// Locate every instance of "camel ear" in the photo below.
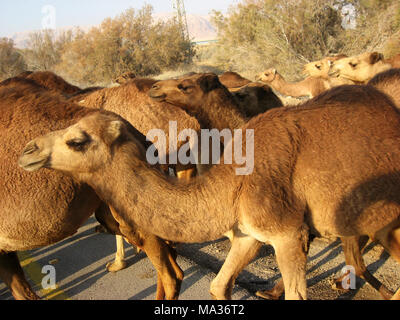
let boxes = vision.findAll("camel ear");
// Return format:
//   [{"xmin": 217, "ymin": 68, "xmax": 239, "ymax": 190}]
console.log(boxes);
[
  {"xmin": 198, "ymin": 74, "xmax": 221, "ymax": 93},
  {"xmin": 370, "ymin": 52, "xmax": 384, "ymax": 64},
  {"xmin": 105, "ymin": 120, "xmax": 123, "ymax": 144},
  {"xmin": 271, "ymin": 69, "xmax": 277, "ymax": 75}
]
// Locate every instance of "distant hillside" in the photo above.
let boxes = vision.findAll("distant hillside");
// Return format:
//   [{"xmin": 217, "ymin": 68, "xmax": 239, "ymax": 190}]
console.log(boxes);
[{"xmin": 10, "ymin": 13, "xmax": 217, "ymax": 48}]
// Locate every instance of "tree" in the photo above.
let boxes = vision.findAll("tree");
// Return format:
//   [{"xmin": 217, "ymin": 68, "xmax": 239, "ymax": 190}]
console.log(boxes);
[{"xmin": 0, "ymin": 38, "xmax": 27, "ymax": 80}]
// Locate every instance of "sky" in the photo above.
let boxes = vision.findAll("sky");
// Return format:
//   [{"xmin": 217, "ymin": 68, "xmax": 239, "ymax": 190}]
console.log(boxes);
[{"xmin": 0, "ymin": 0, "xmax": 239, "ymax": 37}]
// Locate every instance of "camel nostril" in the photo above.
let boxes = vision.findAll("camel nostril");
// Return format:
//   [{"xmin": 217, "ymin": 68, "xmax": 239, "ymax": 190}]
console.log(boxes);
[{"xmin": 23, "ymin": 143, "xmax": 38, "ymax": 155}]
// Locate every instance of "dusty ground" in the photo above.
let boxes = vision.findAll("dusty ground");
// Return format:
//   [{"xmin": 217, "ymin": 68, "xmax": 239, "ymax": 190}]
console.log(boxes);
[{"xmin": 176, "ymin": 236, "xmax": 400, "ymax": 300}]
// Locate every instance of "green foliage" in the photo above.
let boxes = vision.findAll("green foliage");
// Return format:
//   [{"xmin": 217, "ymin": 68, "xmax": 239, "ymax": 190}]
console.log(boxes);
[{"xmin": 0, "ymin": 38, "xmax": 27, "ymax": 80}]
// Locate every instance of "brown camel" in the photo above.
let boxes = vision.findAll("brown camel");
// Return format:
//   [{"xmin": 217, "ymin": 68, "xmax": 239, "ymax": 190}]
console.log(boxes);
[
  {"xmin": 16, "ymin": 71, "xmax": 82, "ymax": 97},
  {"xmin": 231, "ymin": 82, "xmax": 283, "ymax": 118},
  {"xmin": 257, "ymin": 68, "xmax": 333, "ymax": 98},
  {"xmin": 20, "ymin": 84, "xmax": 400, "ymax": 300},
  {"xmin": 303, "ymin": 54, "xmax": 348, "ymax": 78},
  {"xmin": 368, "ymin": 68, "xmax": 400, "ymax": 107},
  {"xmin": 218, "ymin": 71, "xmax": 252, "ymax": 90},
  {"xmin": 74, "ymin": 78, "xmax": 200, "ymax": 272},
  {"xmin": 114, "ymin": 72, "xmax": 136, "ymax": 85},
  {"xmin": 148, "ymin": 73, "xmax": 396, "ymax": 300},
  {"xmin": 0, "ymin": 77, "xmax": 184, "ymax": 300},
  {"xmin": 329, "ymin": 52, "xmax": 393, "ymax": 83}
]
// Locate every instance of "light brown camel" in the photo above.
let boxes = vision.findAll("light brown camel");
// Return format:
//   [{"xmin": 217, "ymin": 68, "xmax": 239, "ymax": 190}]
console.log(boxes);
[
  {"xmin": 329, "ymin": 52, "xmax": 393, "ymax": 83},
  {"xmin": 74, "ymin": 78, "xmax": 200, "ymax": 272},
  {"xmin": 148, "ymin": 74, "xmax": 396, "ymax": 300},
  {"xmin": 20, "ymin": 84, "xmax": 400, "ymax": 300},
  {"xmin": 368, "ymin": 68, "xmax": 400, "ymax": 107},
  {"xmin": 0, "ymin": 77, "xmax": 184, "ymax": 300},
  {"xmin": 302, "ymin": 54, "xmax": 348, "ymax": 78},
  {"xmin": 218, "ymin": 71, "xmax": 252, "ymax": 90},
  {"xmin": 257, "ymin": 68, "xmax": 332, "ymax": 98}
]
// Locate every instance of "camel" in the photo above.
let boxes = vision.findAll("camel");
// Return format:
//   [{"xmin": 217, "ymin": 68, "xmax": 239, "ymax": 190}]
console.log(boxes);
[
  {"xmin": 20, "ymin": 84, "xmax": 400, "ymax": 300},
  {"xmin": 148, "ymin": 73, "xmax": 396, "ymax": 300},
  {"xmin": 257, "ymin": 68, "xmax": 333, "ymax": 98},
  {"xmin": 303, "ymin": 54, "xmax": 348, "ymax": 78},
  {"xmin": 329, "ymin": 52, "xmax": 393, "ymax": 83},
  {"xmin": 218, "ymin": 71, "xmax": 252, "ymax": 90},
  {"xmin": 16, "ymin": 71, "xmax": 82, "ymax": 97},
  {"xmin": 368, "ymin": 68, "xmax": 400, "ymax": 107},
  {"xmin": 231, "ymin": 82, "xmax": 283, "ymax": 118},
  {"xmin": 114, "ymin": 72, "xmax": 136, "ymax": 85},
  {"xmin": 0, "ymin": 77, "xmax": 185, "ymax": 300},
  {"xmin": 72, "ymin": 78, "xmax": 200, "ymax": 273}
]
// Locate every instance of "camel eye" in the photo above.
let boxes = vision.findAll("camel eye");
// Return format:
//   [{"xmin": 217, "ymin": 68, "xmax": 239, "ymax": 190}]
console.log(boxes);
[
  {"xmin": 178, "ymin": 84, "xmax": 193, "ymax": 94},
  {"xmin": 315, "ymin": 64, "xmax": 321, "ymax": 70},
  {"xmin": 349, "ymin": 62, "xmax": 357, "ymax": 68},
  {"xmin": 66, "ymin": 135, "xmax": 91, "ymax": 151}
]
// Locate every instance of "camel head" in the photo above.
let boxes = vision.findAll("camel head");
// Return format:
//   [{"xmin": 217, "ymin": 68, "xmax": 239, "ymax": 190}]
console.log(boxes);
[
  {"xmin": 256, "ymin": 69, "xmax": 277, "ymax": 83},
  {"xmin": 328, "ymin": 52, "xmax": 392, "ymax": 83},
  {"xmin": 18, "ymin": 112, "xmax": 143, "ymax": 176},
  {"xmin": 148, "ymin": 73, "xmax": 223, "ymax": 109},
  {"xmin": 302, "ymin": 55, "xmax": 347, "ymax": 78},
  {"xmin": 114, "ymin": 72, "xmax": 136, "ymax": 85}
]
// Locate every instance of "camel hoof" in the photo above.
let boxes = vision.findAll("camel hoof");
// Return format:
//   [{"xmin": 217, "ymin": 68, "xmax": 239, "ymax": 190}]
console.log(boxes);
[
  {"xmin": 106, "ymin": 260, "xmax": 127, "ymax": 272},
  {"xmin": 94, "ymin": 224, "xmax": 108, "ymax": 234},
  {"xmin": 330, "ymin": 278, "xmax": 350, "ymax": 292},
  {"xmin": 255, "ymin": 290, "xmax": 281, "ymax": 300}
]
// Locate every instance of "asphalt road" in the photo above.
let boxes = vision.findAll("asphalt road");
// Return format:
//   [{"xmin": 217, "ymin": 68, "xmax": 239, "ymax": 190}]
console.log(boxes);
[{"xmin": 1, "ymin": 215, "xmax": 399, "ymax": 300}]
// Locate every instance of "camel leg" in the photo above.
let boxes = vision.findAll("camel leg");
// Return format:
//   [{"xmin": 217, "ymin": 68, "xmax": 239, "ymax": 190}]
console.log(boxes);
[
  {"xmin": 106, "ymin": 235, "xmax": 128, "ymax": 272},
  {"xmin": 273, "ymin": 230, "xmax": 309, "ymax": 300},
  {"xmin": 333, "ymin": 236, "xmax": 394, "ymax": 299},
  {"xmin": 375, "ymin": 226, "xmax": 400, "ymax": 300},
  {"xmin": 0, "ymin": 251, "xmax": 39, "ymax": 300},
  {"xmin": 109, "ymin": 207, "xmax": 183, "ymax": 300},
  {"xmin": 210, "ymin": 233, "xmax": 263, "ymax": 300}
]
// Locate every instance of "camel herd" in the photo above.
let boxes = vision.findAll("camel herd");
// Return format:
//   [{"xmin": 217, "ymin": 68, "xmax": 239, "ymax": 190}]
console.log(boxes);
[{"xmin": 1, "ymin": 50, "xmax": 400, "ymax": 300}]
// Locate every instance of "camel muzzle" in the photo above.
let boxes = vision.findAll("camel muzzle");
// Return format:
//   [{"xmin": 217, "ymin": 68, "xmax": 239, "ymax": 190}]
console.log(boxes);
[{"xmin": 18, "ymin": 141, "xmax": 50, "ymax": 172}]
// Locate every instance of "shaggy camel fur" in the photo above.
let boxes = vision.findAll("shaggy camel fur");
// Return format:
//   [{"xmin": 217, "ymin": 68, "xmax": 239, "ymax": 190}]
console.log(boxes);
[
  {"xmin": 75, "ymin": 79, "xmax": 200, "ymax": 272},
  {"xmin": 218, "ymin": 71, "xmax": 252, "ymax": 89},
  {"xmin": 329, "ymin": 52, "xmax": 393, "ymax": 83},
  {"xmin": 148, "ymin": 73, "xmax": 396, "ymax": 299},
  {"xmin": 368, "ymin": 68, "xmax": 400, "ymax": 107},
  {"xmin": 302, "ymin": 54, "xmax": 348, "ymax": 78},
  {"xmin": 257, "ymin": 68, "xmax": 332, "ymax": 98},
  {"xmin": 0, "ymin": 78, "xmax": 184, "ymax": 300},
  {"xmin": 20, "ymin": 85, "xmax": 400, "ymax": 300}
]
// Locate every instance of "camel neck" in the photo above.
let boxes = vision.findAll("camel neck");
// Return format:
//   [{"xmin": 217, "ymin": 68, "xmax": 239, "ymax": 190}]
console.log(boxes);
[
  {"xmin": 269, "ymin": 74, "xmax": 308, "ymax": 97},
  {"xmin": 87, "ymin": 143, "xmax": 240, "ymax": 243}
]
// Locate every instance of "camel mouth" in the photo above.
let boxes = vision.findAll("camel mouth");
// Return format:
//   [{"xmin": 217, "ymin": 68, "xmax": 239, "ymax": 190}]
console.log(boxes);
[
  {"xmin": 328, "ymin": 69, "xmax": 340, "ymax": 78},
  {"xmin": 18, "ymin": 153, "xmax": 50, "ymax": 172},
  {"xmin": 148, "ymin": 91, "xmax": 167, "ymax": 102}
]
